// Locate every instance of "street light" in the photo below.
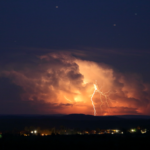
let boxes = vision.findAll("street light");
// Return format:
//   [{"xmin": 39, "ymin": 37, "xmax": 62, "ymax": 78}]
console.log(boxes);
[{"xmin": 34, "ymin": 130, "xmax": 37, "ymax": 134}]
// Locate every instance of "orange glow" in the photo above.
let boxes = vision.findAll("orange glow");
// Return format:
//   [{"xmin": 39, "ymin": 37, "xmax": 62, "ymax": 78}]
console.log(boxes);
[{"xmin": 3, "ymin": 52, "xmax": 150, "ymax": 116}]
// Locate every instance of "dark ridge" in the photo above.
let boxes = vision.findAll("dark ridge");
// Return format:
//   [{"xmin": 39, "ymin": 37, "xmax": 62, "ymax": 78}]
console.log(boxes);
[
  {"xmin": 116, "ymin": 115, "xmax": 150, "ymax": 119},
  {"xmin": 59, "ymin": 114, "xmax": 121, "ymax": 120},
  {"xmin": 0, "ymin": 114, "xmax": 150, "ymax": 132}
]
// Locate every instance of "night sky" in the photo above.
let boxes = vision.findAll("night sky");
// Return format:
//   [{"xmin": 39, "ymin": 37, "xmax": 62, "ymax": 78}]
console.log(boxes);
[{"xmin": 0, "ymin": 0, "xmax": 150, "ymax": 116}]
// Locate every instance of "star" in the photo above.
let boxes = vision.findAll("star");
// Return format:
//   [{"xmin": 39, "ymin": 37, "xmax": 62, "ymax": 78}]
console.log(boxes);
[{"xmin": 56, "ymin": 6, "xmax": 58, "ymax": 8}]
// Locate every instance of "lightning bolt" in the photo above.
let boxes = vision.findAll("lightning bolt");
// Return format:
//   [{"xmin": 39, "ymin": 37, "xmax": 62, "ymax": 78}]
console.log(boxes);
[
  {"xmin": 91, "ymin": 86, "xmax": 97, "ymax": 116},
  {"xmin": 91, "ymin": 82, "xmax": 110, "ymax": 116}
]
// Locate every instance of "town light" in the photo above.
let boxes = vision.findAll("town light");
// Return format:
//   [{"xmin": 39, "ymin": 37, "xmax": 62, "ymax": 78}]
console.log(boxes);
[
  {"xmin": 141, "ymin": 129, "xmax": 147, "ymax": 134},
  {"xmin": 111, "ymin": 132, "xmax": 114, "ymax": 134},
  {"xmin": 34, "ymin": 130, "xmax": 37, "ymax": 134},
  {"xmin": 116, "ymin": 129, "xmax": 119, "ymax": 133}
]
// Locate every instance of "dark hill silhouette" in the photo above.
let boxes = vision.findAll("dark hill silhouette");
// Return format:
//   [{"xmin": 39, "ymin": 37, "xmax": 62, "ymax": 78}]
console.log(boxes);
[
  {"xmin": 116, "ymin": 115, "xmax": 150, "ymax": 119},
  {"xmin": 0, "ymin": 114, "xmax": 150, "ymax": 131},
  {"xmin": 60, "ymin": 114, "xmax": 121, "ymax": 120}
]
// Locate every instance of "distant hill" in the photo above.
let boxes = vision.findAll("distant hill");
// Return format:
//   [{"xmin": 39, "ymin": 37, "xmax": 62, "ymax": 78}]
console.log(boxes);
[
  {"xmin": 0, "ymin": 114, "xmax": 150, "ymax": 131},
  {"xmin": 116, "ymin": 115, "xmax": 150, "ymax": 119},
  {"xmin": 59, "ymin": 114, "xmax": 150, "ymax": 120},
  {"xmin": 60, "ymin": 114, "xmax": 121, "ymax": 120}
]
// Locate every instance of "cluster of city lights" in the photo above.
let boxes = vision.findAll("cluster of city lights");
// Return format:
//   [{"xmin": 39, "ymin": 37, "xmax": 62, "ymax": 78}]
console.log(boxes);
[
  {"xmin": 31, "ymin": 130, "xmax": 37, "ymax": 134},
  {"xmin": 19, "ymin": 128, "xmax": 148, "ymax": 137}
]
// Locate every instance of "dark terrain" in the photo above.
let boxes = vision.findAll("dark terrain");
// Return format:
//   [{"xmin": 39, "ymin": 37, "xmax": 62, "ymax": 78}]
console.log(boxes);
[
  {"xmin": 0, "ymin": 134, "xmax": 150, "ymax": 150},
  {"xmin": 0, "ymin": 114, "xmax": 150, "ymax": 131},
  {"xmin": 0, "ymin": 114, "xmax": 150, "ymax": 150}
]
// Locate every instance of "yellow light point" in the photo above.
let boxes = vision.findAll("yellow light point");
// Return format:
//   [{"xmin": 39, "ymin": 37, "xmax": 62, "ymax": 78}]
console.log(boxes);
[
  {"xmin": 74, "ymin": 97, "xmax": 82, "ymax": 102},
  {"xmin": 91, "ymin": 83, "xmax": 110, "ymax": 116}
]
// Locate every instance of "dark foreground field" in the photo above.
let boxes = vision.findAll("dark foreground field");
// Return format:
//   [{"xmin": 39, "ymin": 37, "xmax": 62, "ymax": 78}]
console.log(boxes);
[
  {"xmin": 1, "ymin": 114, "xmax": 150, "ymax": 131},
  {"xmin": 0, "ymin": 134, "xmax": 150, "ymax": 150}
]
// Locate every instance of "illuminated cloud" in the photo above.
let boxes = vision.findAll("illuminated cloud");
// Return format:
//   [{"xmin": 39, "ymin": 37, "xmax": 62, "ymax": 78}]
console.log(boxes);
[{"xmin": 0, "ymin": 52, "xmax": 150, "ymax": 115}]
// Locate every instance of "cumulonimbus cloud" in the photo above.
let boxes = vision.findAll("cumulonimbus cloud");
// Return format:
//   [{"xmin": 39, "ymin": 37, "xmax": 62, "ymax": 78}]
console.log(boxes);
[{"xmin": 0, "ymin": 52, "xmax": 150, "ymax": 115}]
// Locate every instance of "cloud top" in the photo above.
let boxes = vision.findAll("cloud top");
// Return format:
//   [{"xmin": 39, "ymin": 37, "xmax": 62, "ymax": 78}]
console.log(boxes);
[{"xmin": 0, "ymin": 52, "xmax": 150, "ymax": 116}]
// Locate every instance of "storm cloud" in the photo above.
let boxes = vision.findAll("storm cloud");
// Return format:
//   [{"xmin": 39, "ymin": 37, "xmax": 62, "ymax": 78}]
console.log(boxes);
[{"xmin": 0, "ymin": 51, "xmax": 150, "ymax": 116}]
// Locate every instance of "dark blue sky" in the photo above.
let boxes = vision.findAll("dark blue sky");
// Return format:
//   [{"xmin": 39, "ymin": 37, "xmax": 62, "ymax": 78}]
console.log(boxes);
[
  {"xmin": 0, "ymin": 0, "xmax": 150, "ymax": 49},
  {"xmin": 0, "ymin": 1, "xmax": 150, "ymax": 78},
  {"xmin": 0, "ymin": 1, "xmax": 150, "ymax": 115}
]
